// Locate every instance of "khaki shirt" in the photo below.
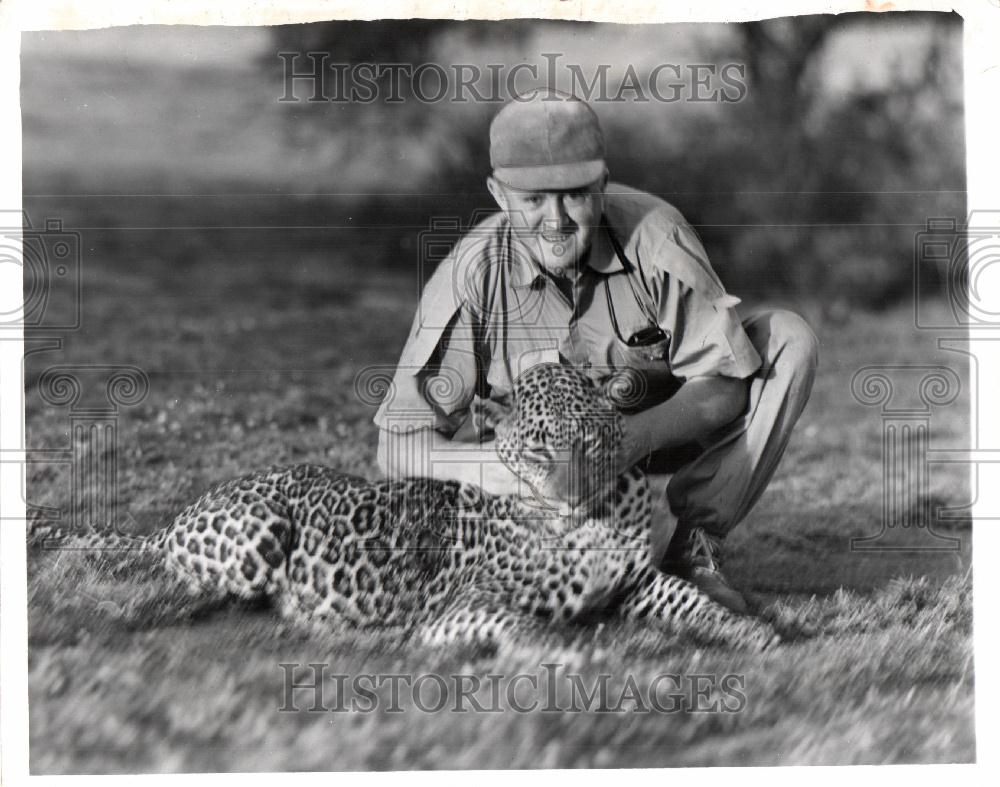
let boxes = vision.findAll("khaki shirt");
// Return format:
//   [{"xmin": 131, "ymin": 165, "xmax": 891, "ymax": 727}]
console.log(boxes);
[{"xmin": 374, "ymin": 183, "xmax": 761, "ymax": 437}]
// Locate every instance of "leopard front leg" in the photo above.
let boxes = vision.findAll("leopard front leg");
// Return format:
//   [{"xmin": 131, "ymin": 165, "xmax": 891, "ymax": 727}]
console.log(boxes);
[
  {"xmin": 616, "ymin": 566, "xmax": 780, "ymax": 651},
  {"xmin": 417, "ymin": 587, "xmax": 537, "ymax": 649}
]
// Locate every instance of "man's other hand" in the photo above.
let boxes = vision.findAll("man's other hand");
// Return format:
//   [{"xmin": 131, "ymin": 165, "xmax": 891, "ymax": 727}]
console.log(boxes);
[{"xmin": 614, "ymin": 376, "xmax": 749, "ymax": 472}]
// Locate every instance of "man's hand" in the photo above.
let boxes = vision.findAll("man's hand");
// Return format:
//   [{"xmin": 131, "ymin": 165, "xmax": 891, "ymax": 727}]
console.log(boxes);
[
  {"xmin": 613, "ymin": 376, "xmax": 749, "ymax": 472},
  {"xmin": 615, "ymin": 413, "xmax": 655, "ymax": 473}
]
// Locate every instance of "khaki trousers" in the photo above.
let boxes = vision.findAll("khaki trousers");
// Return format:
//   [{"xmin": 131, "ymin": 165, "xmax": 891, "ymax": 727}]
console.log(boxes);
[{"xmin": 643, "ymin": 310, "xmax": 820, "ymax": 564}]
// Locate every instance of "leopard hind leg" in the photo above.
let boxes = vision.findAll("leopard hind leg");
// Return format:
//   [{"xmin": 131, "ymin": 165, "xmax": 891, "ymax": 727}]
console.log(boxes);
[{"xmin": 162, "ymin": 488, "xmax": 294, "ymax": 612}]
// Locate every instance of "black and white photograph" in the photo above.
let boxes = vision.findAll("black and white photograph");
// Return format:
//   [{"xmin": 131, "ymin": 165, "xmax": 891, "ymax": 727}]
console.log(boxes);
[{"xmin": 2, "ymin": 0, "xmax": 997, "ymax": 778}]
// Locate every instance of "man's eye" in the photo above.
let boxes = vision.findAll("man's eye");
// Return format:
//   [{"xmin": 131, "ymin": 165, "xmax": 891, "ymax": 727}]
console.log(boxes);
[
  {"xmin": 564, "ymin": 191, "xmax": 588, "ymax": 205},
  {"xmin": 522, "ymin": 195, "xmax": 542, "ymax": 206}
]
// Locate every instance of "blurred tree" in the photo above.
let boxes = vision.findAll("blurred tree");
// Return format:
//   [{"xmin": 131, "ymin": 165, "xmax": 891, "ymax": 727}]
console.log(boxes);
[
  {"xmin": 737, "ymin": 13, "xmax": 962, "ymax": 198},
  {"xmin": 268, "ymin": 20, "xmax": 529, "ymax": 71},
  {"xmin": 643, "ymin": 13, "xmax": 965, "ymax": 315}
]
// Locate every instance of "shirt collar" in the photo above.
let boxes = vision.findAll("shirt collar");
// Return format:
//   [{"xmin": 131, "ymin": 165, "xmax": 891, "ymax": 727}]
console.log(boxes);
[{"xmin": 507, "ymin": 216, "xmax": 625, "ymax": 289}]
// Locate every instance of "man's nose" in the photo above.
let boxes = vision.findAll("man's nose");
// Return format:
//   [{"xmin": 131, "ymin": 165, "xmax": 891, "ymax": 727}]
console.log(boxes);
[{"xmin": 542, "ymin": 196, "xmax": 570, "ymax": 229}]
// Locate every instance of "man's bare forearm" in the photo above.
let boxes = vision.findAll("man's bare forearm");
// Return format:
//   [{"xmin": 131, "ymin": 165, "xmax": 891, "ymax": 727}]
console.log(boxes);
[
  {"xmin": 619, "ymin": 376, "xmax": 749, "ymax": 467},
  {"xmin": 376, "ymin": 427, "xmax": 523, "ymax": 495}
]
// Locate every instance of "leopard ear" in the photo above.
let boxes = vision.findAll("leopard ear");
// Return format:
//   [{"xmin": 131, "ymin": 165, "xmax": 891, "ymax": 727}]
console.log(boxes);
[{"xmin": 471, "ymin": 394, "xmax": 514, "ymax": 433}]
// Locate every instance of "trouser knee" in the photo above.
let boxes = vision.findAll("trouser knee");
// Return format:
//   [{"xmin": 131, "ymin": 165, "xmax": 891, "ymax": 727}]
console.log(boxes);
[{"xmin": 759, "ymin": 309, "xmax": 819, "ymax": 382}]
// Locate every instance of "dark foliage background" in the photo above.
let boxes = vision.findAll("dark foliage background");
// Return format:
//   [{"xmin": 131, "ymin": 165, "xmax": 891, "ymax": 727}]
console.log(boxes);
[{"xmin": 21, "ymin": 14, "xmax": 965, "ymax": 319}]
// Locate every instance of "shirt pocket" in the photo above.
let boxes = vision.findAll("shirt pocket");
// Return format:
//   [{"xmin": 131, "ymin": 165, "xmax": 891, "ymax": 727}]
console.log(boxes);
[{"xmin": 606, "ymin": 331, "xmax": 677, "ymax": 411}]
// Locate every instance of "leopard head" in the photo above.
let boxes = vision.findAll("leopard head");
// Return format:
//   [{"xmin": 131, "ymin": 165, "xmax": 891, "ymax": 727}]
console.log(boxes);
[{"xmin": 473, "ymin": 363, "xmax": 624, "ymax": 514}]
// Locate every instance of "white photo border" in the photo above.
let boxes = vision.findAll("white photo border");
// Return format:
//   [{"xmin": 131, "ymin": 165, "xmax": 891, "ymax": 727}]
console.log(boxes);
[{"xmin": 1, "ymin": 1, "xmax": 996, "ymax": 785}]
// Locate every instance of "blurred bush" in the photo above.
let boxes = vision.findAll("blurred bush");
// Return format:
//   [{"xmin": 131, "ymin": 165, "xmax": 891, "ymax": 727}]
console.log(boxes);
[
  {"xmin": 268, "ymin": 14, "xmax": 964, "ymax": 314},
  {"xmin": 19, "ymin": 17, "xmax": 964, "ymax": 317}
]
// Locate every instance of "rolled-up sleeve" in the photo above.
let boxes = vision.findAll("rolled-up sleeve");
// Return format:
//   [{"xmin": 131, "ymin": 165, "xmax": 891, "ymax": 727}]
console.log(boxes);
[
  {"xmin": 647, "ymin": 218, "xmax": 761, "ymax": 381},
  {"xmin": 373, "ymin": 259, "xmax": 482, "ymax": 437},
  {"xmin": 668, "ymin": 286, "xmax": 761, "ymax": 380}
]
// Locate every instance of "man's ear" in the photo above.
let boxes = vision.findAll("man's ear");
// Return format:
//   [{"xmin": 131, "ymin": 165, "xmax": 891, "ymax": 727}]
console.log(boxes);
[
  {"xmin": 486, "ymin": 176, "xmax": 507, "ymax": 212},
  {"xmin": 471, "ymin": 394, "xmax": 514, "ymax": 433},
  {"xmin": 594, "ymin": 170, "xmax": 609, "ymax": 211}
]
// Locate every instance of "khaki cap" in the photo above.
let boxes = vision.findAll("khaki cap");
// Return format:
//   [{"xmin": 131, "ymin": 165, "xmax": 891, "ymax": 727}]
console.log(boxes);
[{"xmin": 489, "ymin": 89, "xmax": 606, "ymax": 190}]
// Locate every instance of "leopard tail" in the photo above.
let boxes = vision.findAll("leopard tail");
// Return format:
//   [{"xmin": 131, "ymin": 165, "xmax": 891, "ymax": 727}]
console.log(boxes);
[{"xmin": 28, "ymin": 516, "xmax": 170, "ymax": 553}]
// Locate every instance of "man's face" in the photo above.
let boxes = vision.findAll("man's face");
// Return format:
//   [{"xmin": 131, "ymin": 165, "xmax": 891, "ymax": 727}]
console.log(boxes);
[{"xmin": 488, "ymin": 175, "xmax": 607, "ymax": 276}]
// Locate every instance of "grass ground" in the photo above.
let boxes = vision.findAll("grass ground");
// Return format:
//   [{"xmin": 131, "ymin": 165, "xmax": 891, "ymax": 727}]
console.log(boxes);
[{"xmin": 21, "ymin": 195, "xmax": 974, "ymax": 771}]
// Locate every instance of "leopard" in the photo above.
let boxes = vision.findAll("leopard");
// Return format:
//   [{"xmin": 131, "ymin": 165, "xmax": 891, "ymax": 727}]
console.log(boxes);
[{"xmin": 30, "ymin": 363, "xmax": 779, "ymax": 650}]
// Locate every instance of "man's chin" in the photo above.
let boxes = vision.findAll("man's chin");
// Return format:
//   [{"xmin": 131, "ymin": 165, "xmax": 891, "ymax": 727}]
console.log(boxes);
[
  {"xmin": 539, "ymin": 251, "xmax": 585, "ymax": 276},
  {"xmin": 518, "ymin": 236, "xmax": 586, "ymax": 274}
]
